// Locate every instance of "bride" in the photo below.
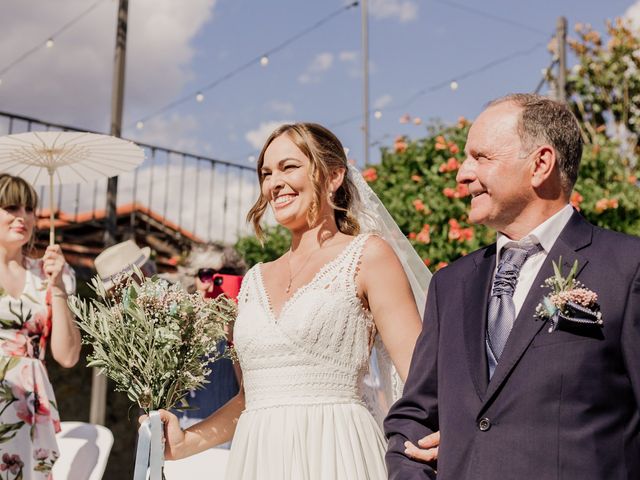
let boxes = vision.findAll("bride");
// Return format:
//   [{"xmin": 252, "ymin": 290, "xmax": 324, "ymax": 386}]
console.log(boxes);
[{"xmin": 155, "ymin": 123, "xmax": 435, "ymax": 479}]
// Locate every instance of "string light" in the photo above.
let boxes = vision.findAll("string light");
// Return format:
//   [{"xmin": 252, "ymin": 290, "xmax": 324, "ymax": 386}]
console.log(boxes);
[
  {"xmin": 248, "ymin": 155, "xmax": 256, "ymax": 163},
  {"xmin": 130, "ymin": 2, "xmax": 359, "ymax": 129},
  {"xmin": 0, "ymin": 0, "xmax": 106, "ymax": 77},
  {"xmin": 136, "ymin": 121, "xmax": 144, "ymax": 130},
  {"xmin": 450, "ymin": 81, "xmax": 459, "ymax": 91},
  {"xmin": 330, "ymin": 40, "xmax": 546, "ymax": 129},
  {"xmin": 195, "ymin": 92, "xmax": 205, "ymax": 103},
  {"xmin": 260, "ymin": 56, "xmax": 269, "ymax": 67},
  {"xmin": 374, "ymin": 110, "xmax": 383, "ymax": 119}
]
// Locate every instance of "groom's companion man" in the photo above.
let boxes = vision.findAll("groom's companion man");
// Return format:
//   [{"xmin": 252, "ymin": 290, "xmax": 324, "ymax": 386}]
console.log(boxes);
[{"xmin": 385, "ymin": 93, "xmax": 640, "ymax": 480}]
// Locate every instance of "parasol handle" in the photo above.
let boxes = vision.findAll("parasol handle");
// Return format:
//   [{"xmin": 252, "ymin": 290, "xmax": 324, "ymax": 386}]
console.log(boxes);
[{"xmin": 49, "ymin": 172, "xmax": 55, "ymax": 245}]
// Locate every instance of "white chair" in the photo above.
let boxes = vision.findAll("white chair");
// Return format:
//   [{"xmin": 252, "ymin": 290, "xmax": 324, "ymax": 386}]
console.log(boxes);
[
  {"xmin": 52, "ymin": 421, "xmax": 114, "ymax": 480},
  {"xmin": 163, "ymin": 448, "xmax": 229, "ymax": 479}
]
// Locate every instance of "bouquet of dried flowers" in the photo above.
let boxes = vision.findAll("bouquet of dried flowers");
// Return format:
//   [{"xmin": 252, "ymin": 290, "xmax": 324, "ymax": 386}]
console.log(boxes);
[{"xmin": 68, "ymin": 267, "xmax": 237, "ymax": 412}]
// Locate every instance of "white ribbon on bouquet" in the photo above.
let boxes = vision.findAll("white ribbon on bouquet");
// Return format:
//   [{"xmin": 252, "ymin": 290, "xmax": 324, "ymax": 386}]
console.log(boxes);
[{"xmin": 134, "ymin": 410, "xmax": 165, "ymax": 480}]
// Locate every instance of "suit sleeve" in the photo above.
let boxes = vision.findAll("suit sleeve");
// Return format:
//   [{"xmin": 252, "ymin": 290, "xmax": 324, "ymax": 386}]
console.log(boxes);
[
  {"xmin": 621, "ymin": 261, "xmax": 640, "ymax": 413},
  {"xmin": 384, "ymin": 274, "xmax": 440, "ymax": 480}
]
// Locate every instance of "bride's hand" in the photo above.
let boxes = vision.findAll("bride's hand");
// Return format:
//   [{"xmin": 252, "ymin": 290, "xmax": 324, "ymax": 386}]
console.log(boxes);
[
  {"xmin": 404, "ymin": 430, "xmax": 440, "ymax": 463},
  {"xmin": 139, "ymin": 409, "xmax": 185, "ymax": 460}
]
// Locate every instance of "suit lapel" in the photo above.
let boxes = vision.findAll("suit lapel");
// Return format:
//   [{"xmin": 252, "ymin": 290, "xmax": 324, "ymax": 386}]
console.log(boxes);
[
  {"xmin": 481, "ymin": 211, "xmax": 593, "ymax": 408},
  {"xmin": 463, "ymin": 245, "xmax": 495, "ymax": 399}
]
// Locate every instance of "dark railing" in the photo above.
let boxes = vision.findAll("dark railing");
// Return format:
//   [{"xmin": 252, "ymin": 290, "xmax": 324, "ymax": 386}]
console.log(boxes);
[{"xmin": 0, "ymin": 111, "xmax": 258, "ymax": 243}]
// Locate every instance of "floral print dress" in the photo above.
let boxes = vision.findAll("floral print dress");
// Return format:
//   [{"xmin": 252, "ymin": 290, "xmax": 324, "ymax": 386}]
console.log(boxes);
[{"xmin": 0, "ymin": 258, "xmax": 74, "ymax": 480}]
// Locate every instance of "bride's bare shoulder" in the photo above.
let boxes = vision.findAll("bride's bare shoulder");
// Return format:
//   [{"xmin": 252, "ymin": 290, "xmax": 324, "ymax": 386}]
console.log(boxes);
[{"xmin": 360, "ymin": 234, "xmax": 395, "ymax": 262}]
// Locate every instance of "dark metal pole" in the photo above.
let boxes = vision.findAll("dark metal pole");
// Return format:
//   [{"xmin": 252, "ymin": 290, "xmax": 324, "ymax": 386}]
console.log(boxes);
[
  {"xmin": 105, "ymin": 0, "xmax": 128, "ymax": 237},
  {"xmin": 556, "ymin": 16, "xmax": 567, "ymax": 103},
  {"xmin": 91, "ymin": 0, "xmax": 129, "ymax": 426}
]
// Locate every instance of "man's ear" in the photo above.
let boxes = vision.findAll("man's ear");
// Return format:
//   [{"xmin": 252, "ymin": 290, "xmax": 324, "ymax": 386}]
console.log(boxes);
[{"xmin": 531, "ymin": 145, "xmax": 557, "ymax": 188}]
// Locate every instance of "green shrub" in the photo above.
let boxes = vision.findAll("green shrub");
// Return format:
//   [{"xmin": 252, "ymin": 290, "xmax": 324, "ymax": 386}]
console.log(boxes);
[{"xmin": 235, "ymin": 225, "xmax": 291, "ymax": 267}]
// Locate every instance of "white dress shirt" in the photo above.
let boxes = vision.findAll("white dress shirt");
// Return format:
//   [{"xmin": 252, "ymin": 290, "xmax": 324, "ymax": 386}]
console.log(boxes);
[{"xmin": 494, "ymin": 204, "xmax": 574, "ymax": 317}]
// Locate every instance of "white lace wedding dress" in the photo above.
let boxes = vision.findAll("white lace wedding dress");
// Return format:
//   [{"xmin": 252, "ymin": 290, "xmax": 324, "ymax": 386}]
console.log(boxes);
[{"xmin": 225, "ymin": 234, "xmax": 388, "ymax": 480}]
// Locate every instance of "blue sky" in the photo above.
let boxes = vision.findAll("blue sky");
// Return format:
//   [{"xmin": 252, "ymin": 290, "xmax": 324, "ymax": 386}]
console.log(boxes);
[{"xmin": 1, "ymin": 0, "xmax": 638, "ymax": 169}]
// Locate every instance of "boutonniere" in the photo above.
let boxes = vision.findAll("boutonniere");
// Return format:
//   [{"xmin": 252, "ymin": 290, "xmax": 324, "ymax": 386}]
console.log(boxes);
[{"xmin": 535, "ymin": 257, "xmax": 603, "ymax": 333}]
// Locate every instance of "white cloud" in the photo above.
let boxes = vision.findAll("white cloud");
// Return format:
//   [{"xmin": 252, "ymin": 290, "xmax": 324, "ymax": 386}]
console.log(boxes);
[
  {"xmin": 369, "ymin": 0, "xmax": 418, "ymax": 22},
  {"xmin": 311, "ymin": 53, "xmax": 335, "ymax": 71},
  {"xmin": 298, "ymin": 52, "xmax": 334, "ymax": 84},
  {"xmin": 625, "ymin": 1, "xmax": 640, "ymax": 30},
  {"xmin": 129, "ymin": 112, "xmax": 213, "ymax": 154},
  {"xmin": 339, "ymin": 50, "xmax": 358, "ymax": 62},
  {"xmin": 298, "ymin": 74, "xmax": 312, "ymax": 84},
  {"xmin": 126, "ymin": 0, "xmax": 216, "ymax": 114},
  {"xmin": 374, "ymin": 94, "xmax": 393, "ymax": 109},
  {"xmin": 245, "ymin": 120, "xmax": 294, "ymax": 150},
  {"xmin": 0, "ymin": 0, "xmax": 216, "ymax": 144},
  {"xmin": 346, "ymin": 60, "xmax": 378, "ymax": 79},
  {"xmin": 268, "ymin": 100, "xmax": 295, "ymax": 116}
]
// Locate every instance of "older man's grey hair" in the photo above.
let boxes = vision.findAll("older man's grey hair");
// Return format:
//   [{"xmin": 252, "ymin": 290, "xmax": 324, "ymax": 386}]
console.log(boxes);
[{"xmin": 488, "ymin": 93, "xmax": 583, "ymax": 193}]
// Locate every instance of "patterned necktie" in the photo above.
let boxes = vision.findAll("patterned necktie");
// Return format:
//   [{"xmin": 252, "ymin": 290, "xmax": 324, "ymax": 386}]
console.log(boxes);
[{"xmin": 486, "ymin": 242, "xmax": 541, "ymax": 378}]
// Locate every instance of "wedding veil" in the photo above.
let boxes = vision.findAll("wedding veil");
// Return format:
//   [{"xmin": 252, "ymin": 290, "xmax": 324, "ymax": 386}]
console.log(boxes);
[{"xmin": 347, "ymin": 164, "xmax": 433, "ymax": 427}]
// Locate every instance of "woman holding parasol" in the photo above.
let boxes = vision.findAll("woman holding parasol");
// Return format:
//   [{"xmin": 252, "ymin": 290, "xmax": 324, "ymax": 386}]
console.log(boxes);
[{"xmin": 0, "ymin": 173, "xmax": 80, "ymax": 479}]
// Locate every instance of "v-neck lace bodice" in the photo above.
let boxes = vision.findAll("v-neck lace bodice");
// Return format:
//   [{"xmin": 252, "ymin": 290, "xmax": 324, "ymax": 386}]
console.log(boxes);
[
  {"xmin": 234, "ymin": 234, "xmax": 375, "ymax": 411},
  {"xmin": 256, "ymin": 235, "xmax": 361, "ymax": 320}
]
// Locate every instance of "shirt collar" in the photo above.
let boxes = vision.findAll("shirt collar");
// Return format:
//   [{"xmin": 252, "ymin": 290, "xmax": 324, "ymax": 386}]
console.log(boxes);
[{"xmin": 496, "ymin": 204, "xmax": 574, "ymax": 266}]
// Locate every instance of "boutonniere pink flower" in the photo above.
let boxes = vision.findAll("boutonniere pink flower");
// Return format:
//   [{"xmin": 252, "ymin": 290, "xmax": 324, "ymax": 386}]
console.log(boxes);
[{"xmin": 535, "ymin": 257, "xmax": 603, "ymax": 333}]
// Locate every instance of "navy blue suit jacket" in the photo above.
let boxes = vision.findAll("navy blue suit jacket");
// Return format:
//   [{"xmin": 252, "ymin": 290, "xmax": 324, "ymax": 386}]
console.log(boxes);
[{"xmin": 385, "ymin": 211, "xmax": 640, "ymax": 479}]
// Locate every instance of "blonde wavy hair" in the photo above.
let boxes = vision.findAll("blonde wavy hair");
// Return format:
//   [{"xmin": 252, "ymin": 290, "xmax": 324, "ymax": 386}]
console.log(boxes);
[
  {"xmin": 0, "ymin": 173, "xmax": 39, "ymax": 255},
  {"xmin": 246, "ymin": 123, "xmax": 361, "ymax": 240}
]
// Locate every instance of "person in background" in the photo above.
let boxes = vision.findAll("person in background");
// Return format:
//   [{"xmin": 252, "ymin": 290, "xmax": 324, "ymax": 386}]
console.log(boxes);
[
  {"xmin": 0, "ymin": 173, "xmax": 81, "ymax": 479},
  {"xmin": 173, "ymin": 243, "xmax": 245, "ymax": 449}
]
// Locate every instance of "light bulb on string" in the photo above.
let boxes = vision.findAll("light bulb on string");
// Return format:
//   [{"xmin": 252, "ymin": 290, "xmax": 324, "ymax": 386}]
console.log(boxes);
[
  {"xmin": 196, "ymin": 92, "xmax": 204, "ymax": 103},
  {"xmin": 374, "ymin": 110, "xmax": 382, "ymax": 120},
  {"xmin": 45, "ymin": 38, "xmax": 54, "ymax": 48},
  {"xmin": 450, "ymin": 81, "xmax": 459, "ymax": 91},
  {"xmin": 136, "ymin": 121, "xmax": 144, "ymax": 130},
  {"xmin": 260, "ymin": 56, "xmax": 269, "ymax": 67},
  {"xmin": 248, "ymin": 155, "xmax": 256, "ymax": 163}
]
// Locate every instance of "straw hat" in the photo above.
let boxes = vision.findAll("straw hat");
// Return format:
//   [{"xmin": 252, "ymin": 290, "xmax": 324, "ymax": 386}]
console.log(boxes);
[{"xmin": 94, "ymin": 240, "xmax": 151, "ymax": 289}]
